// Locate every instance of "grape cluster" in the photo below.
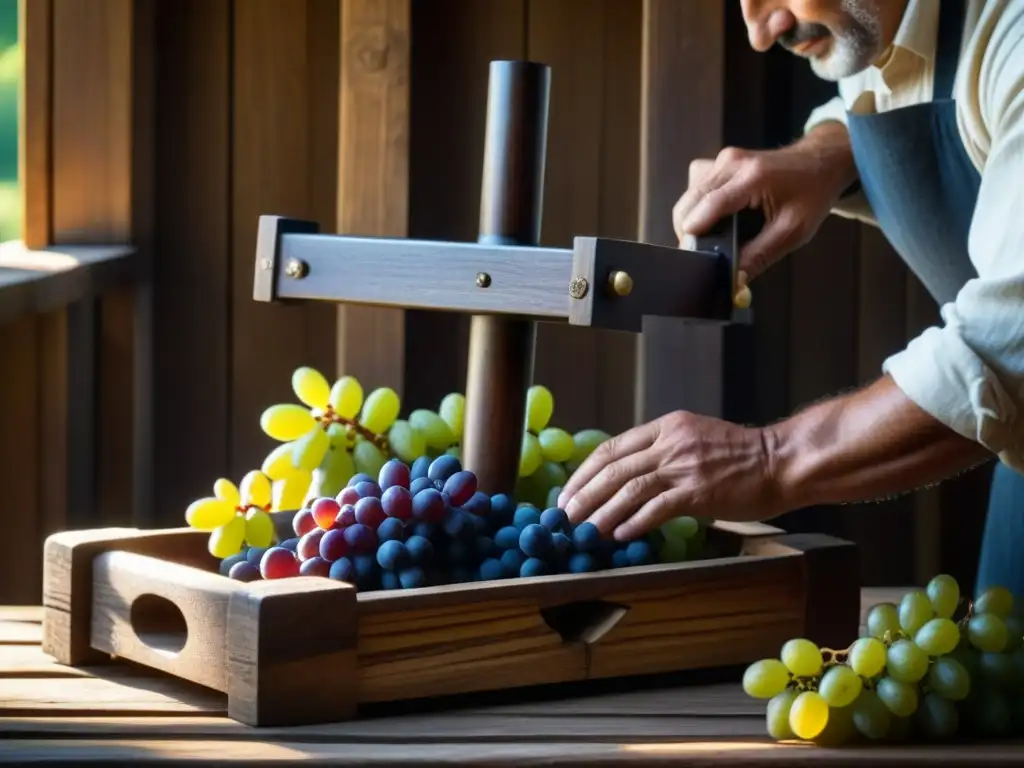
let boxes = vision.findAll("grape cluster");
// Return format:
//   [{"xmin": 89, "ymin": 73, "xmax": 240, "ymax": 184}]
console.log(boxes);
[
  {"xmin": 743, "ymin": 575, "xmax": 1024, "ymax": 745},
  {"xmin": 219, "ymin": 455, "xmax": 685, "ymax": 591},
  {"xmin": 183, "ymin": 471, "xmax": 277, "ymax": 558}
]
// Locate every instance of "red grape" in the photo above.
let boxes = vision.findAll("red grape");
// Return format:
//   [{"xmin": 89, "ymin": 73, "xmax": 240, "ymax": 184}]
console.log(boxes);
[
  {"xmin": 382, "ymin": 486, "xmax": 413, "ymax": 521},
  {"xmin": 229, "ymin": 561, "xmax": 262, "ymax": 582},
  {"xmin": 378, "ymin": 459, "xmax": 411, "ymax": 491},
  {"xmin": 299, "ymin": 556, "xmax": 331, "ymax": 577},
  {"xmin": 412, "ymin": 488, "xmax": 446, "ymax": 523},
  {"xmin": 343, "ymin": 523, "xmax": 378, "ymax": 553},
  {"xmin": 443, "ymin": 470, "xmax": 477, "ymax": 507},
  {"xmin": 336, "ymin": 504, "xmax": 357, "ymax": 527},
  {"xmin": 311, "ymin": 497, "xmax": 341, "ymax": 529},
  {"xmin": 297, "ymin": 528, "xmax": 326, "ymax": 561},
  {"xmin": 319, "ymin": 528, "xmax": 351, "ymax": 562},
  {"xmin": 355, "ymin": 496, "xmax": 387, "ymax": 528},
  {"xmin": 260, "ymin": 547, "xmax": 299, "ymax": 579},
  {"xmin": 355, "ymin": 480, "xmax": 382, "ymax": 499},
  {"xmin": 292, "ymin": 507, "xmax": 317, "ymax": 537},
  {"xmin": 336, "ymin": 486, "xmax": 360, "ymax": 506}
]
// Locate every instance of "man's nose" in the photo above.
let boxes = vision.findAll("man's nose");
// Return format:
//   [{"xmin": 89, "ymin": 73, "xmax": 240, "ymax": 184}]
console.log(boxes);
[{"xmin": 740, "ymin": 0, "xmax": 797, "ymax": 52}]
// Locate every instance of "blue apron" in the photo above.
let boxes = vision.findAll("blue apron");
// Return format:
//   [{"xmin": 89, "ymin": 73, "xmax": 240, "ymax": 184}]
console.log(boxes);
[{"xmin": 846, "ymin": 0, "xmax": 1023, "ymax": 597}]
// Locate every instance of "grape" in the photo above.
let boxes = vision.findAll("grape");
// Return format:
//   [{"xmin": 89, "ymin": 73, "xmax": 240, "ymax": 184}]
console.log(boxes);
[
  {"xmin": 765, "ymin": 689, "xmax": 798, "ymax": 740},
  {"xmin": 898, "ymin": 590, "xmax": 934, "ymax": 635},
  {"xmin": 360, "ymin": 387, "xmax": 401, "ymax": 435},
  {"xmin": 462, "ymin": 492, "xmax": 491, "ymax": 517},
  {"xmin": 966, "ymin": 685, "xmax": 1011, "ymax": 736},
  {"xmin": 279, "ymin": 536, "xmax": 300, "ymax": 551},
  {"xmin": 308, "ymin": 447, "xmax": 353, "ymax": 503},
  {"xmin": 572, "ymin": 522, "xmax": 602, "ymax": 553},
  {"xmin": 244, "ymin": 508, "xmax": 275, "ymax": 549},
  {"xmin": 381, "ymin": 486, "xmax": 413, "ymax": 521},
  {"xmin": 297, "ymin": 528, "xmax": 326, "ymax": 561},
  {"xmin": 292, "ymin": 427, "xmax": 330, "ymax": 471},
  {"xmin": 479, "ymin": 558, "xmax": 505, "ymax": 581},
  {"xmin": 410, "ymin": 455, "xmax": 431, "ymax": 481},
  {"xmin": 849, "ymin": 637, "xmax": 886, "ymax": 678},
  {"xmin": 814, "ymin": 701, "xmax": 857, "ymax": 746},
  {"xmin": 980, "ymin": 651, "xmax": 1022, "ymax": 691},
  {"xmin": 443, "ymin": 470, "xmax": 478, "ymax": 507},
  {"xmin": 411, "ymin": 522, "xmax": 436, "ymax": 539},
  {"xmin": 245, "ymin": 546, "xmax": 268, "ymax": 566},
  {"xmin": 311, "ymin": 497, "xmax": 341, "ymax": 530},
  {"xmin": 412, "ymin": 488, "xmax": 446, "ymax": 523},
  {"xmin": 220, "ymin": 552, "xmax": 248, "ymax": 576},
  {"xmin": 538, "ymin": 427, "xmax": 574, "ymax": 463},
  {"xmin": 378, "ymin": 459, "xmax": 410, "ymax": 491},
  {"xmin": 353, "ymin": 439, "xmax": 386, "ymax": 478},
  {"xmin": 337, "ymin": 504, "xmax": 357, "ymax": 527},
  {"xmin": 660, "ymin": 537, "xmax": 689, "ymax": 563},
  {"xmin": 209, "ymin": 516, "xmax": 247, "ymax": 558},
  {"xmin": 490, "ymin": 493, "xmax": 515, "ymax": 528},
  {"xmin": 915, "ymin": 617, "xmax": 960, "ymax": 657},
  {"xmin": 968, "ymin": 613, "xmax": 1009, "ymax": 652},
  {"xmin": 500, "ymin": 548, "xmax": 526, "ymax": 577},
  {"xmin": 355, "ymin": 497, "xmax": 387, "ymax": 528},
  {"xmin": 352, "ymin": 554, "xmax": 380, "ymax": 590},
  {"xmin": 272, "ymin": 469, "xmax": 312, "ymax": 512},
  {"xmin": 916, "ymin": 692, "xmax": 959, "ymax": 739},
  {"xmin": 975, "ymin": 586, "xmax": 1014, "ymax": 618},
  {"xmin": 780, "ymin": 639, "xmax": 823, "ymax": 678},
  {"xmin": 928, "ymin": 655, "xmax": 970, "ymax": 700},
  {"xmin": 377, "ymin": 517, "xmax": 405, "ymax": 543},
  {"xmin": 337, "ymin": 486, "xmax": 360, "ymax": 505},
  {"xmin": 329, "ymin": 556, "xmax": 355, "ymax": 583},
  {"xmin": 546, "ymin": 486, "xmax": 562, "ymax": 510},
  {"xmin": 446, "ymin": 538, "xmax": 474, "ymax": 566},
  {"xmin": 887, "ymin": 639, "xmax": 929, "ymax": 683},
  {"xmin": 290, "ymin": 367, "xmax": 331, "ymax": 409},
  {"xmin": 214, "ymin": 477, "xmax": 241, "ymax": 506},
  {"xmin": 927, "ymin": 574, "xmax": 960, "ymax": 619},
  {"xmin": 662, "ymin": 516, "xmax": 699, "ymax": 541},
  {"xmin": 852, "ymin": 690, "xmax": 891, "ymax": 740},
  {"xmin": 405, "ymin": 535, "xmax": 433, "ymax": 566},
  {"xmin": 377, "ymin": 540, "xmax": 410, "ymax": 571},
  {"xmin": 186, "ymin": 497, "xmax": 237, "ymax": 531},
  {"xmin": 1004, "ymin": 616, "xmax": 1024, "ymax": 650},
  {"xmin": 354, "ymin": 480, "xmax": 382, "ymax": 499},
  {"xmin": 819, "ymin": 665, "xmax": 862, "ymax": 708},
  {"xmin": 562, "ymin": 552, "xmax": 591, "ymax": 573},
  {"xmin": 611, "ymin": 548, "xmax": 631, "ymax": 568},
  {"xmin": 626, "ymin": 540, "xmax": 656, "ymax": 566},
  {"xmin": 343, "ymin": 523, "xmax": 378, "ymax": 553},
  {"xmin": 399, "ymin": 566, "xmax": 427, "ymax": 589},
  {"xmin": 474, "ymin": 536, "xmax": 499, "ymax": 561},
  {"xmin": 347, "ymin": 473, "xmax": 374, "ymax": 487},
  {"xmin": 409, "ymin": 409, "xmax": 455, "ymax": 450},
  {"xmin": 742, "ymin": 659, "xmax": 790, "ymax": 699},
  {"xmin": 260, "ymin": 547, "xmax": 299, "ymax": 579},
  {"xmin": 381, "ymin": 571, "xmax": 401, "ymax": 590},
  {"xmin": 526, "ymin": 385, "xmax": 554, "ymax": 433},
  {"xmin": 789, "ymin": 691, "xmax": 828, "ymax": 740},
  {"xmin": 438, "ymin": 392, "xmax": 465, "ymax": 440},
  {"xmin": 389, "ymin": 420, "xmax": 426, "ymax": 463},
  {"xmin": 261, "ymin": 404, "xmax": 316, "ymax": 441},
  {"xmin": 229, "ymin": 561, "xmax": 261, "ymax": 582},
  {"xmin": 520, "ymin": 558, "xmax": 549, "ymax": 578},
  {"xmin": 299, "ymin": 556, "xmax": 331, "ymax": 577},
  {"xmin": 866, "ymin": 602, "xmax": 901, "ymax": 640},
  {"xmin": 443, "ymin": 509, "xmax": 469, "ymax": 538},
  {"xmin": 519, "ymin": 432, "xmax": 544, "ymax": 477},
  {"xmin": 410, "ymin": 477, "xmax": 433, "ymax": 496},
  {"xmin": 513, "ymin": 506, "xmax": 542, "ymax": 531},
  {"xmin": 566, "ymin": 428, "xmax": 610, "ymax": 472},
  {"xmin": 536, "ymin": 507, "xmax": 567, "ymax": 532},
  {"xmin": 520, "ymin": 524, "xmax": 553, "ymax": 558},
  {"xmin": 291, "ymin": 507, "xmax": 316, "ymax": 537},
  {"xmin": 240, "ymin": 471, "xmax": 272, "ymax": 508},
  {"xmin": 876, "ymin": 676, "xmax": 918, "ymax": 717},
  {"xmin": 319, "ymin": 529, "xmax": 351, "ymax": 562},
  {"xmin": 262, "ymin": 442, "xmax": 298, "ymax": 481},
  {"xmin": 326, "ymin": 422, "xmax": 349, "ymax": 449},
  {"xmin": 428, "ymin": 455, "xmax": 462, "ymax": 483},
  {"xmin": 328, "ymin": 376, "xmax": 363, "ymax": 419}
]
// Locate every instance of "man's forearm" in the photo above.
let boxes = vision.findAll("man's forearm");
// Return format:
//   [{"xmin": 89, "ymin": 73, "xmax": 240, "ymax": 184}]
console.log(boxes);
[
  {"xmin": 765, "ymin": 376, "xmax": 992, "ymax": 509},
  {"xmin": 798, "ymin": 120, "xmax": 859, "ymax": 198}
]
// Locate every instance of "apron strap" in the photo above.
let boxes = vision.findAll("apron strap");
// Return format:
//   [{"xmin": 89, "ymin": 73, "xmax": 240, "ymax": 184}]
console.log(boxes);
[{"xmin": 934, "ymin": 0, "xmax": 967, "ymax": 100}]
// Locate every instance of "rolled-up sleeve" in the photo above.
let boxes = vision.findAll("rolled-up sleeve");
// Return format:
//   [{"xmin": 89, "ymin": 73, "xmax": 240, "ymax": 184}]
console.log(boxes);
[
  {"xmin": 882, "ymin": 38, "xmax": 1024, "ymax": 472},
  {"xmin": 804, "ymin": 95, "xmax": 877, "ymax": 225}
]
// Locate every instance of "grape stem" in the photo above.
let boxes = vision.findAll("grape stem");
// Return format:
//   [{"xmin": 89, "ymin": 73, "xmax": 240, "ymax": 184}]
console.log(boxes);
[{"xmin": 318, "ymin": 405, "xmax": 389, "ymax": 453}]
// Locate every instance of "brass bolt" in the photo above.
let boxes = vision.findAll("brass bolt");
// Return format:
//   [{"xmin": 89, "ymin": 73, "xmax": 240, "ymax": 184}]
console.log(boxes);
[
  {"xmin": 569, "ymin": 276, "xmax": 590, "ymax": 300},
  {"xmin": 476, "ymin": 272, "xmax": 492, "ymax": 288},
  {"xmin": 284, "ymin": 258, "xmax": 309, "ymax": 279},
  {"xmin": 608, "ymin": 270, "xmax": 633, "ymax": 297}
]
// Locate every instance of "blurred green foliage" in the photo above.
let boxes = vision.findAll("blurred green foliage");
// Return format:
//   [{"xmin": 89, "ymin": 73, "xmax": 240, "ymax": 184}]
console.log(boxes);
[{"xmin": 0, "ymin": 0, "xmax": 18, "ymax": 241}]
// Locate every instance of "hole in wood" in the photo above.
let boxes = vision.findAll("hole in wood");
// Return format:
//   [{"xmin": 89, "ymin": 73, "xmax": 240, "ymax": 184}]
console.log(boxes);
[
  {"xmin": 540, "ymin": 600, "xmax": 629, "ymax": 644},
  {"xmin": 129, "ymin": 594, "xmax": 188, "ymax": 657}
]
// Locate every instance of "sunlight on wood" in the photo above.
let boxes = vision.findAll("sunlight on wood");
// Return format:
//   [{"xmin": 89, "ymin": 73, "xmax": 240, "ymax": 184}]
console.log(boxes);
[
  {"xmin": 623, "ymin": 740, "xmax": 804, "ymax": 754},
  {"xmin": 0, "ymin": 239, "xmax": 80, "ymax": 270}
]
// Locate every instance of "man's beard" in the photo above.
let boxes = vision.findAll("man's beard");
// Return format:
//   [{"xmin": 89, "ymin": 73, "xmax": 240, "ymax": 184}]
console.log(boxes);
[{"xmin": 779, "ymin": 0, "xmax": 883, "ymax": 81}]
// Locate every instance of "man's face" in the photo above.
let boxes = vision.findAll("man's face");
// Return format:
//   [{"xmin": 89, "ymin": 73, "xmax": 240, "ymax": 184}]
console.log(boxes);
[{"xmin": 740, "ymin": 0, "xmax": 888, "ymax": 80}]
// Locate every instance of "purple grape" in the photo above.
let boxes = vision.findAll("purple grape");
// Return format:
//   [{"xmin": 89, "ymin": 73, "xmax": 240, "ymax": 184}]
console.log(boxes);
[
  {"xmin": 412, "ymin": 488, "xmax": 446, "ymax": 523},
  {"xmin": 355, "ymin": 480, "xmax": 382, "ymax": 499},
  {"xmin": 381, "ymin": 570, "xmax": 401, "ymax": 590},
  {"xmin": 319, "ymin": 528, "xmax": 351, "ymax": 562},
  {"xmin": 292, "ymin": 507, "xmax": 317, "ymax": 536},
  {"xmin": 462, "ymin": 491, "xmax": 491, "ymax": 517},
  {"xmin": 343, "ymin": 523, "xmax": 379, "ymax": 553},
  {"xmin": 626, "ymin": 540, "xmax": 656, "ymax": 566},
  {"xmin": 474, "ymin": 536, "xmax": 499, "ymax": 561},
  {"xmin": 300, "ymin": 556, "xmax": 332, "ymax": 577},
  {"xmin": 329, "ymin": 556, "xmax": 355, "ymax": 583},
  {"xmin": 280, "ymin": 537, "xmax": 301, "ymax": 552},
  {"xmin": 494, "ymin": 526, "xmax": 521, "ymax": 550},
  {"xmin": 352, "ymin": 554, "xmax": 380, "ymax": 590},
  {"xmin": 572, "ymin": 522, "xmax": 602, "ymax": 553},
  {"xmin": 220, "ymin": 552, "xmax": 248, "ymax": 576},
  {"xmin": 490, "ymin": 494, "xmax": 515, "ymax": 528},
  {"xmin": 520, "ymin": 557, "xmax": 549, "ymax": 578},
  {"xmin": 377, "ymin": 516, "xmax": 406, "ymax": 543},
  {"xmin": 260, "ymin": 547, "xmax": 300, "ymax": 579},
  {"xmin": 347, "ymin": 473, "xmax": 374, "ymax": 488},
  {"xmin": 552, "ymin": 532, "xmax": 573, "ymax": 556},
  {"xmin": 337, "ymin": 486, "xmax": 361, "ymax": 506},
  {"xmin": 540, "ymin": 507, "xmax": 569, "ymax": 531},
  {"xmin": 382, "ymin": 485, "xmax": 413, "ymax": 521},
  {"xmin": 399, "ymin": 566, "xmax": 427, "ymax": 589},
  {"xmin": 478, "ymin": 558, "xmax": 504, "ymax": 581},
  {"xmin": 337, "ymin": 504, "xmax": 357, "ymax": 527},
  {"xmin": 378, "ymin": 459, "xmax": 411, "ymax": 491},
  {"xmin": 355, "ymin": 496, "xmax": 387, "ymax": 528},
  {"xmin": 229, "ymin": 561, "xmax": 262, "ymax": 582},
  {"xmin": 245, "ymin": 546, "xmax": 269, "ymax": 566},
  {"xmin": 427, "ymin": 454, "xmax": 461, "ymax": 483},
  {"xmin": 443, "ymin": 509, "xmax": 469, "ymax": 538},
  {"xmin": 442, "ymin": 470, "xmax": 477, "ymax": 507},
  {"xmin": 405, "ymin": 535, "xmax": 434, "ymax": 566},
  {"xmin": 513, "ymin": 506, "xmax": 541, "ymax": 530},
  {"xmin": 410, "ymin": 455, "xmax": 431, "ymax": 481},
  {"xmin": 411, "ymin": 522, "xmax": 437, "ymax": 539},
  {"xmin": 520, "ymin": 524, "xmax": 553, "ymax": 559},
  {"xmin": 410, "ymin": 476, "xmax": 434, "ymax": 496},
  {"xmin": 377, "ymin": 540, "xmax": 410, "ymax": 571},
  {"xmin": 500, "ymin": 548, "xmax": 526, "ymax": 577},
  {"xmin": 568, "ymin": 553, "xmax": 596, "ymax": 574},
  {"xmin": 297, "ymin": 528, "xmax": 327, "ymax": 561},
  {"xmin": 466, "ymin": 510, "xmax": 489, "ymax": 536}
]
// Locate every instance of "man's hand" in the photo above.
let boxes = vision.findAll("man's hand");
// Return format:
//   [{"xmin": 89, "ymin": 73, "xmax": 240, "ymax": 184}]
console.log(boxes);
[
  {"xmin": 557, "ymin": 411, "xmax": 782, "ymax": 541},
  {"xmin": 674, "ymin": 121, "xmax": 858, "ymax": 282}
]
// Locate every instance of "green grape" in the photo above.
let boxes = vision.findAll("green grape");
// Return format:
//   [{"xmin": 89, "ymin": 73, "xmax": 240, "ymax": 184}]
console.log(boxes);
[
  {"xmin": 886, "ymin": 639, "xmax": 929, "ymax": 683},
  {"xmin": 788, "ymin": 691, "xmax": 829, "ymax": 740},
  {"xmin": 352, "ymin": 438, "xmax": 386, "ymax": 478},
  {"xmin": 213, "ymin": 478, "xmax": 240, "ymax": 507},
  {"xmin": 409, "ymin": 409, "xmax": 455, "ymax": 450},
  {"xmin": 659, "ymin": 537, "xmax": 689, "ymax": 563},
  {"xmin": 291, "ymin": 427, "xmax": 330, "ymax": 472},
  {"xmin": 928, "ymin": 656, "xmax": 971, "ymax": 701},
  {"xmin": 818, "ymin": 665, "xmax": 862, "ymax": 708},
  {"xmin": 291, "ymin": 366, "xmax": 331, "ymax": 409},
  {"xmin": 927, "ymin": 574, "xmax": 961, "ymax": 619},
  {"xmin": 848, "ymin": 637, "xmax": 887, "ymax": 678},
  {"xmin": 947, "ymin": 644, "xmax": 982, "ymax": 679},
  {"xmin": 525, "ymin": 385, "xmax": 554, "ymax": 433},
  {"xmin": 865, "ymin": 603, "xmax": 901, "ymax": 640},
  {"xmin": 517, "ymin": 461, "xmax": 568, "ymax": 508},
  {"xmin": 975, "ymin": 585, "xmax": 1014, "ymax": 618},
  {"xmin": 915, "ymin": 617, "xmax": 960, "ymax": 657},
  {"xmin": 979, "ymin": 651, "xmax": 1020, "ymax": 691},
  {"xmin": 271, "ymin": 469, "xmax": 312, "ymax": 512},
  {"xmin": 389, "ymin": 420, "xmax": 426, "ymax": 464},
  {"xmin": 262, "ymin": 441, "xmax": 298, "ymax": 481},
  {"xmin": 780, "ymin": 639, "xmax": 822, "ymax": 677},
  {"xmin": 240, "ymin": 470, "xmax": 272, "ymax": 508},
  {"xmin": 185, "ymin": 497, "xmax": 237, "ymax": 531},
  {"xmin": 916, "ymin": 692, "xmax": 959, "ymax": 739},
  {"xmin": 313, "ymin": 446, "xmax": 354, "ymax": 499},
  {"xmin": 261, "ymin": 403, "xmax": 316, "ymax": 441},
  {"xmin": 566, "ymin": 428, "xmax": 611, "ymax": 472},
  {"xmin": 446, "ymin": 445, "xmax": 461, "ymax": 460},
  {"xmin": 244, "ymin": 507, "xmax": 275, "ymax": 549},
  {"xmin": 209, "ymin": 515, "xmax": 246, "ymax": 559},
  {"xmin": 328, "ymin": 375, "xmax": 363, "ymax": 419},
  {"xmin": 765, "ymin": 689, "xmax": 798, "ymax": 740},
  {"xmin": 852, "ymin": 689, "xmax": 891, "ymax": 740},
  {"xmin": 1003, "ymin": 615, "xmax": 1024, "ymax": 650},
  {"xmin": 439, "ymin": 393, "xmax": 465, "ymax": 440},
  {"xmin": 326, "ymin": 422, "xmax": 349, "ymax": 449},
  {"xmin": 538, "ymin": 427, "xmax": 574, "ymax": 463},
  {"xmin": 875, "ymin": 677, "xmax": 919, "ymax": 717},
  {"xmin": 360, "ymin": 387, "xmax": 401, "ymax": 435},
  {"xmin": 964, "ymin": 686, "xmax": 1010, "ymax": 736},
  {"xmin": 742, "ymin": 659, "xmax": 790, "ymax": 699},
  {"xmin": 898, "ymin": 590, "xmax": 934, "ymax": 635},
  {"xmin": 546, "ymin": 485, "xmax": 562, "ymax": 510},
  {"xmin": 662, "ymin": 516, "xmax": 700, "ymax": 542},
  {"xmin": 812, "ymin": 701, "xmax": 857, "ymax": 746},
  {"xmin": 968, "ymin": 613, "xmax": 1009, "ymax": 652},
  {"xmin": 519, "ymin": 432, "xmax": 544, "ymax": 477}
]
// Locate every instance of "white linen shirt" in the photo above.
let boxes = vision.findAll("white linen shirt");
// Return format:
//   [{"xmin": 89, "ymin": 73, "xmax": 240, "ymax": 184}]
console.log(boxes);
[{"xmin": 804, "ymin": 0, "xmax": 1024, "ymax": 473}]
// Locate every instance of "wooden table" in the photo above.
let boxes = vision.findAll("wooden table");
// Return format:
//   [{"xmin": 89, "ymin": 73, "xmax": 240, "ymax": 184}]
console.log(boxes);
[{"xmin": 2, "ymin": 589, "xmax": 1023, "ymax": 765}]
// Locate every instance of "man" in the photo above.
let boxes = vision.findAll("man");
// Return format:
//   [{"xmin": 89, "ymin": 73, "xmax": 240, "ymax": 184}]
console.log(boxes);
[{"xmin": 558, "ymin": 0, "xmax": 1024, "ymax": 594}]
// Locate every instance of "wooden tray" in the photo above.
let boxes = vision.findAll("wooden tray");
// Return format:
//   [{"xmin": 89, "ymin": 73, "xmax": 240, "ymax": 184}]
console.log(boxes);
[{"xmin": 41, "ymin": 515, "xmax": 859, "ymax": 726}]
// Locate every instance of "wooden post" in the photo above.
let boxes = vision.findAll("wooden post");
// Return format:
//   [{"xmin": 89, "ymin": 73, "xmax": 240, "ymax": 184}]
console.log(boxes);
[{"xmin": 463, "ymin": 61, "xmax": 550, "ymax": 496}]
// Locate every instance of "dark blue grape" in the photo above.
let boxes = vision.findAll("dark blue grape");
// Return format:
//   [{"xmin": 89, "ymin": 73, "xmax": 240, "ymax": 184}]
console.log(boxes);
[
  {"xmin": 245, "ymin": 547, "xmax": 268, "ymax": 566},
  {"xmin": 405, "ymin": 535, "xmax": 434, "ymax": 566},
  {"xmin": 474, "ymin": 536, "xmax": 499, "ymax": 561},
  {"xmin": 399, "ymin": 567, "xmax": 427, "ymax": 589},
  {"xmin": 519, "ymin": 524, "xmax": 553, "ymax": 559},
  {"xmin": 229, "ymin": 561, "xmax": 261, "ymax": 582},
  {"xmin": 410, "ymin": 476, "xmax": 434, "ymax": 496},
  {"xmin": 466, "ymin": 510, "xmax": 489, "ymax": 536},
  {"xmin": 568, "ymin": 553, "xmax": 596, "ymax": 574},
  {"xmin": 520, "ymin": 558, "xmax": 549, "ymax": 578},
  {"xmin": 494, "ymin": 526, "xmax": 521, "ymax": 550},
  {"xmin": 343, "ymin": 523, "xmax": 378, "ymax": 553},
  {"xmin": 347, "ymin": 473, "xmax": 374, "ymax": 488},
  {"xmin": 462, "ymin": 491, "xmax": 491, "ymax": 517},
  {"xmin": 478, "ymin": 558, "xmax": 504, "ymax": 581},
  {"xmin": 446, "ymin": 538, "xmax": 474, "ymax": 566},
  {"xmin": 411, "ymin": 522, "xmax": 437, "ymax": 539},
  {"xmin": 377, "ymin": 516, "xmax": 405, "ymax": 543},
  {"xmin": 352, "ymin": 554, "xmax": 380, "ymax": 590},
  {"xmin": 220, "ymin": 552, "xmax": 248, "ymax": 576},
  {"xmin": 378, "ymin": 459, "xmax": 410, "ymax": 491},
  {"xmin": 443, "ymin": 508, "xmax": 469, "ymax": 538},
  {"xmin": 412, "ymin": 488, "xmax": 446, "ymax": 523},
  {"xmin": 500, "ymin": 548, "xmax": 526, "ymax": 577},
  {"xmin": 427, "ymin": 454, "xmax": 462, "ymax": 483},
  {"xmin": 377, "ymin": 540, "xmax": 410, "ymax": 571},
  {"xmin": 410, "ymin": 455, "xmax": 432, "ymax": 482},
  {"xmin": 329, "ymin": 556, "xmax": 355, "ymax": 583},
  {"xmin": 449, "ymin": 565, "xmax": 475, "ymax": 584},
  {"xmin": 540, "ymin": 507, "xmax": 569, "ymax": 532},
  {"xmin": 443, "ymin": 470, "xmax": 478, "ymax": 507},
  {"xmin": 626, "ymin": 540, "xmax": 656, "ymax": 566},
  {"xmin": 572, "ymin": 522, "xmax": 602, "ymax": 553},
  {"xmin": 611, "ymin": 548, "xmax": 631, "ymax": 568},
  {"xmin": 513, "ymin": 506, "xmax": 541, "ymax": 530},
  {"xmin": 490, "ymin": 493, "xmax": 515, "ymax": 528},
  {"xmin": 381, "ymin": 570, "xmax": 401, "ymax": 590},
  {"xmin": 552, "ymin": 532, "xmax": 573, "ymax": 556},
  {"xmin": 280, "ymin": 537, "xmax": 300, "ymax": 552}
]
